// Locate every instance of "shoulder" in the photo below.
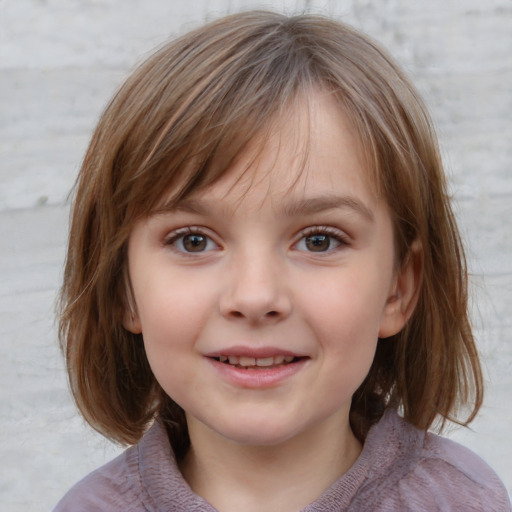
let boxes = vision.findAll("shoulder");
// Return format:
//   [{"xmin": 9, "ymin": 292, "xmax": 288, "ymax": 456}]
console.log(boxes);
[
  {"xmin": 351, "ymin": 409, "xmax": 511, "ymax": 512},
  {"xmin": 52, "ymin": 443, "xmax": 143, "ymax": 512},
  {"xmin": 400, "ymin": 430, "xmax": 510, "ymax": 511},
  {"xmin": 53, "ymin": 420, "xmax": 170, "ymax": 512},
  {"xmin": 53, "ymin": 420, "xmax": 215, "ymax": 512}
]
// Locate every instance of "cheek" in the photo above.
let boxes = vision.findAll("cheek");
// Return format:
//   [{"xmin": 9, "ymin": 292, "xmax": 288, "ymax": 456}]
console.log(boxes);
[
  {"xmin": 299, "ymin": 267, "xmax": 391, "ymax": 337},
  {"xmin": 135, "ymin": 265, "xmax": 215, "ymax": 328},
  {"xmin": 132, "ymin": 276, "xmax": 212, "ymax": 379},
  {"xmin": 137, "ymin": 290, "xmax": 205, "ymax": 346},
  {"xmin": 137, "ymin": 293, "xmax": 206, "ymax": 401}
]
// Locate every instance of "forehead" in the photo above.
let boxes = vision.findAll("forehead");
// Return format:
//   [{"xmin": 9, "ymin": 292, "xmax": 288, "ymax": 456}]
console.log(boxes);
[
  {"xmin": 151, "ymin": 89, "xmax": 379, "ymax": 220},
  {"xmin": 173, "ymin": 90, "xmax": 378, "ymax": 213}
]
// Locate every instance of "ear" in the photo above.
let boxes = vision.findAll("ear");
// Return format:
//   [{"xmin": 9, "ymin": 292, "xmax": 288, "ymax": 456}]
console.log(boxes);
[
  {"xmin": 378, "ymin": 240, "xmax": 422, "ymax": 338},
  {"xmin": 122, "ymin": 266, "xmax": 142, "ymax": 334},
  {"xmin": 123, "ymin": 309, "xmax": 142, "ymax": 334}
]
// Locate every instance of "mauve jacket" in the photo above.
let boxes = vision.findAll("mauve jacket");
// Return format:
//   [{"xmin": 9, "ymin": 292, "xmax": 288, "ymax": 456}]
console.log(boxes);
[{"xmin": 54, "ymin": 408, "xmax": 511, "ymax": 511}]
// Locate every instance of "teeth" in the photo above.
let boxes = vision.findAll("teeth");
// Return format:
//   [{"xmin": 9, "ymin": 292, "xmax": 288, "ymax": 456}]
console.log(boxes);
[
  {"xmin": 218, "ymin": 355, "xmax": 297, "ymax": 367},
  {"xmin": 255, "ymin": 357, "xmax": 274, "ymax": 367}
]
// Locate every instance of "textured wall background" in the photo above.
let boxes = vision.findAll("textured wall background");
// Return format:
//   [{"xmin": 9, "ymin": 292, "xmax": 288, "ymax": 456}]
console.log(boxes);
[{"xmin": 1, "ymin": 1, "xmax": 511, "ymax": 510}]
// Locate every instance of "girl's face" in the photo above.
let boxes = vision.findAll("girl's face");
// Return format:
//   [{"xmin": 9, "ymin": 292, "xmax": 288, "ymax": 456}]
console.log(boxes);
[{"xmin": 125, "ymin": 90, "xmax": 414, "ymax": 448}]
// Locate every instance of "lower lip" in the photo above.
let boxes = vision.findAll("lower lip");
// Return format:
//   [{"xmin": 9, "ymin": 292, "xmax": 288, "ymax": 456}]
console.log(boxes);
[{"xmin": 207, "ymin": 358, "xmax": 308, "ymax": 388}]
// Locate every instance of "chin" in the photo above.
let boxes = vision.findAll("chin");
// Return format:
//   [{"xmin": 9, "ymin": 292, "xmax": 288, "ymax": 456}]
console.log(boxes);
[
  {"xmin": 211, "ymin": 417, "xmax": 304, "ymax": 447},
  {"xmin": 222, "ymin": 430, "xmax": 295, "ymax": 447}
]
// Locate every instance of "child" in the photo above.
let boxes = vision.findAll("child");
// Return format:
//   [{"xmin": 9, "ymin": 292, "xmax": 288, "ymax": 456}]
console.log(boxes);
[{"xmin": 55, "ymin": 10, "xmax": 511, "ymax": 512}]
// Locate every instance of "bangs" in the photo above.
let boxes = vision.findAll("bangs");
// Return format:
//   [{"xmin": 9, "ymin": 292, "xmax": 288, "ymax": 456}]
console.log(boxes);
[
  {"xmin": 102, "ymin": 11, "xmax": 410, "ymax": 233},
  {"xmin": 109, "ymin": 13, "xmax": 317, "ymax": 224}
]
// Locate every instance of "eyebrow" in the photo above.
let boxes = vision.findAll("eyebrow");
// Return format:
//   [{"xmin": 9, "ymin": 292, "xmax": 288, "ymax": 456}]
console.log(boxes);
[
  {"xmin": 156, "ymin": 194, "xmax": 374, "ymax": 221},
  {"xmin": 280, "ymin": 195, "xmax": 374, "ymax": 221},
  {"xmin": 155, "ymin": 199, "xmax": 214, "ymax": 216}
]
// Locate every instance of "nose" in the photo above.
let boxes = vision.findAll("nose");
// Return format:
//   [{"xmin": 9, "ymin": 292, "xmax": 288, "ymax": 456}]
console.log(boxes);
[{"xmin": 219, "ymin": 250, "xmax": 292, "ymax": 325}]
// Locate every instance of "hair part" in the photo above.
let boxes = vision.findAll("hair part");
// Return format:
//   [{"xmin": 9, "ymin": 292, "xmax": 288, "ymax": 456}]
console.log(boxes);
[{"xmin": 59, "ymin": 10, "xmax": 482, "ymax": 448}]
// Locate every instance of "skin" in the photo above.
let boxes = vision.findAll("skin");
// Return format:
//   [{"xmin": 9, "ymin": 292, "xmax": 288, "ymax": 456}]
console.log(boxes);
[{"xmin": 124, "ymin": 90, "xmax": 419, "ymax": 511}]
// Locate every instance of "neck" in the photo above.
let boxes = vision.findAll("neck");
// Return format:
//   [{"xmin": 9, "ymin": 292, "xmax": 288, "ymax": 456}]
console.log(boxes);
[{"xmin": 179, "ymin": 413, "xmax": 362, "ymax": 512}]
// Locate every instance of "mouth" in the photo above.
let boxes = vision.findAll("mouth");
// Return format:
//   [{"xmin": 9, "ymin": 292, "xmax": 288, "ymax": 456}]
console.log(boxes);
[
  {"xmin": 211, "ymin": 354, "xmax": 306, "ymax": 370},
  {"xmin": 206, "ymin": 349, "xmax": 309, "ymax": 387}
]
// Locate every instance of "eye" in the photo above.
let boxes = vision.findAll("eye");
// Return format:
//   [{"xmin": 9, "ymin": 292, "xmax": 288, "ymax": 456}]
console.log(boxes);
[
  {"xmin": 165, "ymin": 229, "xmax": 219, "ymax": 253},
  {"xmin": 295, "ymin": 227, "xmax": 347, "ymax": 253}
]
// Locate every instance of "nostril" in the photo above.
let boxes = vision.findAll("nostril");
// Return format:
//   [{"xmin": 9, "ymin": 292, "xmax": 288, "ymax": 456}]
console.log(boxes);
[{"xmin": 228, "ymin": 310, "xmax": 280, "ymax": 320}]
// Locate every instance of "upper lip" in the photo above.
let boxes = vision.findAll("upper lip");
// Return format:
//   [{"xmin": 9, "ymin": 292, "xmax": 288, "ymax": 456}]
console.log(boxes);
[{"xmin": 204, "ymin": 346, "xmax": 308, "ymax": 359}]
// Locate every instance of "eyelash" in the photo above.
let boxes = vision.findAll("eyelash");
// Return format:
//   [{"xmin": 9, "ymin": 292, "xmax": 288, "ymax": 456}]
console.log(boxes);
[
  {"xmin": 164, "ymin": 225, "xmax": 349, "ymax": 255},
  {"xmin": 164, "ymin": 227, "xmax": 219, "ymax": 254},
  {"xmin": 295, "ymin": 226, "xmax": 350, "ymax": 254}
]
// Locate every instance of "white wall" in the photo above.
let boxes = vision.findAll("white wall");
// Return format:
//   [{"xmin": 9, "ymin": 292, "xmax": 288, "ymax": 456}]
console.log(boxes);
[{"xmin": 1, "ymin": 1, "xmax": 511, "ymax": 509}]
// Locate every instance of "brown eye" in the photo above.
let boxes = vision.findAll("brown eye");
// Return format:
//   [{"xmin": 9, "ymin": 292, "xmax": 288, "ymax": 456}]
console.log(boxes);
[
  {"xmin": 305, "ymin": 234, "xmax": 331, "ymax": 252},
  {"xmin": 166, "ymin": 229, "xmax": 219, "ymax": 254},
  {"xmin": 182, "ymin": 234, "xmax": 208, "ymax": 252},
  {"xmin": 296, "ymin": 228, "xmax": 346, "ymax": 254}
]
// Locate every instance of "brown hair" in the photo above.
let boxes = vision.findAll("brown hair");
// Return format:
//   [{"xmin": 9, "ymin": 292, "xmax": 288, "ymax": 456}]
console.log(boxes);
[{"xmin": 59, "ymin": 10, "xmax": 482, "ymax": 450}]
